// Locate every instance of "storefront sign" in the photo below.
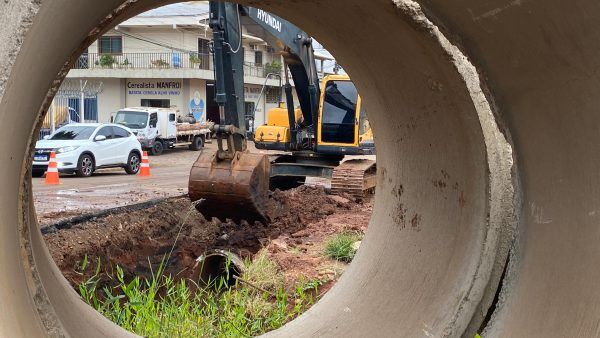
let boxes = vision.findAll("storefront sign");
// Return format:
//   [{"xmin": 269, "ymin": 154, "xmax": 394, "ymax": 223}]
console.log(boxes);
[{"xmin": 127, "ymin": 80, "xmax": 182, "ymax": 96}]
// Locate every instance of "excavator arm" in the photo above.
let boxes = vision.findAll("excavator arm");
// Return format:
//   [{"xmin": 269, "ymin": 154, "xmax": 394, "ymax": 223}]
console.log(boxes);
[
  {"xmin": 208, "ymin": 1, "xmax": 247, "ymax": 155},
  {"xmin": 189, "ymin": 3, "xmax": 322, "ymax": 223},
  {"xmin": 188, "ymin": 2, "xmax": 275, "ymax": 223},
  {"xmin": 189, "ymin": 3, "xmax": 375, "ymax": 223}
]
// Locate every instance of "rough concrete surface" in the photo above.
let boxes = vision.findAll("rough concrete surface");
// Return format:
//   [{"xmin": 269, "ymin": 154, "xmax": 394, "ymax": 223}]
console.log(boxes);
[
  {"xmin": 0, "ymin": 0, "xmax": 40, "ymax": 99},
  {"xmin": 0, "ymin": 0, "xmax": 597, "ymax": 337}
]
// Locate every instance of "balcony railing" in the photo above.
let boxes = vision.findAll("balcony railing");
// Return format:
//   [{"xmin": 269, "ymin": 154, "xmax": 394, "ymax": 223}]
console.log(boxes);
[
  {"xmin": 73, "ymin": 52, "xmax": 212, "ymax": 70},
  {"xmin": 72, "ymin": 53, "xmax": 282, "ymax": 79}
]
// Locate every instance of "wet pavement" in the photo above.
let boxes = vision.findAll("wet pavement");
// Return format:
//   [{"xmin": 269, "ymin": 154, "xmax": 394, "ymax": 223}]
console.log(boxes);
[
  {"xmin": 33, "ymin": 141, "xmax": 375, "ymax": 223},
  {"xmin": 33, "ymin": 146, "xmax": 203, "ymax": 218}
]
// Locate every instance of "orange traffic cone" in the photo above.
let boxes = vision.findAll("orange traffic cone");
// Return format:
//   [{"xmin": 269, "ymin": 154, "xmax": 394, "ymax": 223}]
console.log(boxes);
[
  {"xmin": 139, "ymin": 151, "xmax": 151, "ymax": 177},
  {"xmin": 45, "ymin": 151, "xmax": 60, "ymax": 185}
]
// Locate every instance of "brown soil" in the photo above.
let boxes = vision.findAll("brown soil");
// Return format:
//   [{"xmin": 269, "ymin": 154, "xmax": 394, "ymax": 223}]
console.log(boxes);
[
  {"xmin": 44, "ymin": 186, "xmax": 372, "ymax": 289},
  {"xmin": 265, "ymin": 194, "xmax": 372, "ymax": 287}
]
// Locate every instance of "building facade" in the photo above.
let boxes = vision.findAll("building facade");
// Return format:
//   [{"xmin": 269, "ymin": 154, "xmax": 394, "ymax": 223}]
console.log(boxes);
[{"xmin": 44, "ymin": 2, "xmax": 331, "ymax": 137}]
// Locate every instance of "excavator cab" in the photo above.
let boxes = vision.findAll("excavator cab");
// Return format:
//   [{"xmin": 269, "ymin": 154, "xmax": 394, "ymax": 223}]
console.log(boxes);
[
  {"xmin": 317, "ymin": 75, "xmax": 372, "ymax": 154},
  {"xmin": 255, "ymin": 74, "xmax": 375, "ymax": 155}
]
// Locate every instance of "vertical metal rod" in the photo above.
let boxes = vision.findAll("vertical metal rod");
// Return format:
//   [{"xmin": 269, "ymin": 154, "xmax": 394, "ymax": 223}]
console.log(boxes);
[
  {"xmin": 250, "ymin": 73, "xmax": 281, "ymax": 129},
  {"xmin": 219, "ymin": 105, "xmax": 225, "ymax": 124},
  {"xmin": 306, "ymin": 43, "xmax": 319, "ymax": 149},
  {"xmin": 283, "ymin": 60, "xmax": 297, "ymax": 148}
]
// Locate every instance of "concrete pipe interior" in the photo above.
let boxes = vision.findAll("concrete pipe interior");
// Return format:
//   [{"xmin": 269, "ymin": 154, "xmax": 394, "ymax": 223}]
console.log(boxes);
[
  {"xmin": 194, "ymin": 250, "xmax": 246, "ymax": 287},
  {"xmin": 3, "ymin": 0, "xmax": 597, "ymax": 337}
]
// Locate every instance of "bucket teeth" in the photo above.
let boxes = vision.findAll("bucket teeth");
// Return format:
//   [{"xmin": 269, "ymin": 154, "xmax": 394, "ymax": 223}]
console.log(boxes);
[{"xmin": 189, "ymin": 151, "xmax": 271, "ymax": 223}]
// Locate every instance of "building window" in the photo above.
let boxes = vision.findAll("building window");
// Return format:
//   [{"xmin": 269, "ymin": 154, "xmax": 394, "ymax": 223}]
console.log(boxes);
[
  {"xmin": 197, "ymin": 39, "xmax": 211, "ymax": 70},
  {"xmin": 265, "ymin": 86, "xmax": 281, "ymax": 104},
  {"xmin": 141, "ymin": 99, "xmax": 170, "ymax": 108},
  {"xmin": 67, "ymin": 97, "xmax": 99, "ymax": 122},
  {"xmin": 99, "ymin": 36, "xmax": 123, "ymax": 55},
  {"xmin": 255, "ymin": 51, "xmax": 263, "ymax": 66}
]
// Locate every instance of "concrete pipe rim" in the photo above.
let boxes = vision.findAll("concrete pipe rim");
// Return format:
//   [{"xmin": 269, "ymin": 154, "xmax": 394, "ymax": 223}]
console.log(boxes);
[
  {"xmin": 193, "ymin": 249, "xmax": 246, "ymax": 286},
  {"xmin": 4, "ymin": 0, "xmax": 517, "ymax": 336}
]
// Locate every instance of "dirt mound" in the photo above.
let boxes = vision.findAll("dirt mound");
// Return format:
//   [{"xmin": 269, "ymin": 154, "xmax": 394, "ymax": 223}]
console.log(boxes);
[
  {"xmin": 43, "ymin": 186, "xmax": 355, "ymax": 286},
  {"xmin": 266, "ymin": 194, "xmax": 372, "ymax": 287}
]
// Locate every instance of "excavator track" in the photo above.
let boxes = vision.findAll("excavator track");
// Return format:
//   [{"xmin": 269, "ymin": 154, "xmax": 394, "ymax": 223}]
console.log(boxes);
[{"xmin": 330, "ymin": 159, "xmax": 376, "ymax": 198}]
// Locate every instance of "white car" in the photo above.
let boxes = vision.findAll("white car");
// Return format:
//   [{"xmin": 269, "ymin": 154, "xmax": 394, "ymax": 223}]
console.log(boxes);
[{"xmin": 32, "ymin": 123, "xmax": 143, "ymax": 177}]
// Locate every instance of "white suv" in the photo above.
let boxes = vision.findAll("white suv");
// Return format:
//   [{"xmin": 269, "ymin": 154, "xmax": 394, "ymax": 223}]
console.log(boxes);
[{"xmin": 32, "ymin": 123, "xmax": 143, "ymax": 177}]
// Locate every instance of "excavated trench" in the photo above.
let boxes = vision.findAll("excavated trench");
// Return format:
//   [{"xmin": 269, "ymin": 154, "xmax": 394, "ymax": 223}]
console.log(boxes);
[
  {"xmin": 2, "ymin": 0, "xmax": 599, "ymax": 337},
  {"xmin": 41, "ymin": 187, "xmax": 356, "ymax": 288}
]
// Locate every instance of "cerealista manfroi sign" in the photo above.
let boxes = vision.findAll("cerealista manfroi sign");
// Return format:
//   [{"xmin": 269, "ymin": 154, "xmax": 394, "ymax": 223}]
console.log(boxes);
[{"xmin": 127, "ymin": 80, "xmax": 182, "ymax": 96}]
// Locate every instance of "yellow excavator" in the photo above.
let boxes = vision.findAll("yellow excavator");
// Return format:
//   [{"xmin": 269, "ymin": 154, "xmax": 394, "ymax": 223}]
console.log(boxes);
[
  {"xmin": 189, "ymin": 3, "xmax": 375, "ymax": 223},
  {"xmin": 254, "ymin": 73, "xmax": 376, "ymax": 194},
  {"xmin": 255, "ymin": 73, "xmax": 373, "ymax": 153}
]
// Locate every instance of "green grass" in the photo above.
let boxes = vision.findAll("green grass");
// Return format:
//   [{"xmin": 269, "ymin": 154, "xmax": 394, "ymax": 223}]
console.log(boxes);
[
  {"xmin": 77, "ymin": 253, "xmax": 318, "ymax": 337},
  {"xmin": 242, "ymin": 250, "xmax": 285, "ymax": 292},
  {"xmin": 323, "ymin": 232, "xmax": 362, "ymax": 263}
]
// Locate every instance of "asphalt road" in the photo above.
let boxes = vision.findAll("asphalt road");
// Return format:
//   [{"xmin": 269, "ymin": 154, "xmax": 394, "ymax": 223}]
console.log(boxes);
[
  {"xmin": 33, "ymin": 145, "xmax": 204, "ymax": 216},
  {"xmin": 33, "ymin": 141, "xmax": 375, "ymax": 221}
]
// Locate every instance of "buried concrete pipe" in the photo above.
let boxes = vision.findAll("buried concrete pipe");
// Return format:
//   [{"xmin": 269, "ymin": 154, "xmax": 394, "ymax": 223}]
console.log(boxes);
[
  {"xmin": 193, "ymin": 249, "xmax": 246, "ymax": 286},
  {"xmin": 0, "ymin": 0, "xmax": 597, "ymax": 337}
]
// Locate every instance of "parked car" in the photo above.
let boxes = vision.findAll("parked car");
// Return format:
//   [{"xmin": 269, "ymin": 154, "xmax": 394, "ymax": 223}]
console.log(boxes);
[{"xmin": 32, "ymin": 123, "xmax": 143, "ymax": 177}]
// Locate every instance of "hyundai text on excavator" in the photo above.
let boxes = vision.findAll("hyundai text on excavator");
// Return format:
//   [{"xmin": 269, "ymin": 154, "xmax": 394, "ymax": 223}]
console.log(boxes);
[{"xmin": 189, "ymin": 2, "xmax": 376, "ymax": 223}]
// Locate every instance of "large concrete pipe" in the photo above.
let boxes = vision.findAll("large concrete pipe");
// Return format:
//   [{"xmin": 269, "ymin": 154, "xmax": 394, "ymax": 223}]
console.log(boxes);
[
  {"xmin": 0, "ymin": 0, "xmax": 594, "ymax": 337},
  {"xmin": 419, "ymin": 1, "xmax": 600, "ymax": 337}
]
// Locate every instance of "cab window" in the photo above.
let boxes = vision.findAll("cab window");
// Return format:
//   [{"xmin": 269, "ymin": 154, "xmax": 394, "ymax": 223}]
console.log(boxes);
[
  {"xmin": 113, "ymin": 126, "xmax": 130, "ymax": 138},
  {"xmin": 321, "ymin": 80, "xmax": 358, "ymax": 144},
  {"xmin": 169, "ymin": 113, "xmax": 176, "ymax": 122},
  {"xmin": 149, "ymin": 113, "xmax": 158, "ymax": 128},
  {"xmin": 114, "ymin": 111, "xmax": 148, "ymax": 129}
]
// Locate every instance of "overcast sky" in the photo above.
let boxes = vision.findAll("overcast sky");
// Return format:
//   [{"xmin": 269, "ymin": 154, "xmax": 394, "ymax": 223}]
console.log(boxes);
[{"xmin": 312, "ymin": 41, "xmax": 344, "ymax": 74}]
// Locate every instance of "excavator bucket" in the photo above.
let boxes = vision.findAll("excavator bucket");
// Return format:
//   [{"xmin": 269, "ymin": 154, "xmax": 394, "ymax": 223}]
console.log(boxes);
[{"xmin": 189, "ymin": 151, "xmax": 271, "ymax": 223}]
